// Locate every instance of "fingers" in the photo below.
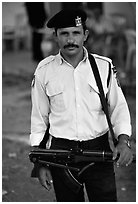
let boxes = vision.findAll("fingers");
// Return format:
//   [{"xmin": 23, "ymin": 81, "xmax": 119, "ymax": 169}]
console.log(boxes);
[
  {"xmin": 126, "ymin": 154, "xmax": 134, "ymax": 166},
  {"xmin": 39, "ymin": 177, "xmax": 52, "ymax": 191},
  {"xmin": 117, "ymin": 152, "xmax": 129, "ymax": 166},
  {"xmin": 113, "ymin": 146, "xmax": 133, "ymax": 167},
  {"xmin": 112, "ymin": 148, "xmax": 118, "ymax": 161},
  {"xmin": 40, "ymin": 179, "xmax": 51, "ymax": 190},
  {"xmin": 38, "ymin": 167, "xmax": 53, "ymax": 190}
]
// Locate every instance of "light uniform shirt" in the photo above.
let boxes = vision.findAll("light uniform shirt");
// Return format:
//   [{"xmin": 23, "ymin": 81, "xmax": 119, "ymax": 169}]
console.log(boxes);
[{"xmin": 30, "ymin": 47, "xmax": 131, "ymax": 146}]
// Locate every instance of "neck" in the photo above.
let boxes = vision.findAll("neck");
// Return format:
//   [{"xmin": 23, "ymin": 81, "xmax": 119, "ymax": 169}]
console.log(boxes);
[{"xmin": 61, "ymin": 49, "xmax": 84, "ymax": 68}]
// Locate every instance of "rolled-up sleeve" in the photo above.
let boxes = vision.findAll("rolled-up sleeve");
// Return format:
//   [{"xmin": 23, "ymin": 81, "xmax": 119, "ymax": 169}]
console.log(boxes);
[
  {"xmin": 30, "ymin": 72, "xmax": 50, "ymax": 146},
  {"xmin": 108, "ymin": 66, "xmax": 132, "ymax": 138}
]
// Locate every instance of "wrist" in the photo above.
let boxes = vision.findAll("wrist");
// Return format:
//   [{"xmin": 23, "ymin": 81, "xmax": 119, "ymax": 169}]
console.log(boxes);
[{"xmin": 118, "ymin": 134, "xmax": 131, "ymax": 148}]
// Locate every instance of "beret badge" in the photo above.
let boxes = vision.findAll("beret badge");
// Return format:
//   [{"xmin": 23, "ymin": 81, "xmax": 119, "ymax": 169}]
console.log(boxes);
[{"xmin": 75, "ymin": 16, "xmax": 82, "ymax": 26}]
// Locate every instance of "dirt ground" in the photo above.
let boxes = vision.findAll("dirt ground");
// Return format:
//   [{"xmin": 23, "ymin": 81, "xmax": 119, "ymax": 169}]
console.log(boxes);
[{"xmin": 2, "ymin": 50, "xmax": 136, "ymax": 202}]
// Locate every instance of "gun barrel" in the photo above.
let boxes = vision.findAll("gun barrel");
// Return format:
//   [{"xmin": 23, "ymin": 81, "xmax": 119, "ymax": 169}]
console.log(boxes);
[
  {"xmin": 30, "ymin": 149, "xmax": 70, "ymax": 154},
  {"xmin": 82, "ymin": 150, "xmax": 113, "ymax": 158}
]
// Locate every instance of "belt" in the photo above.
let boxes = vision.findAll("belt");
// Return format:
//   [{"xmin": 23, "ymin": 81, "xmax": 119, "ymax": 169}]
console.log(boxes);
[{"xmin": 51, "ymin": 132, "xmax": 111, "ymax": 151}]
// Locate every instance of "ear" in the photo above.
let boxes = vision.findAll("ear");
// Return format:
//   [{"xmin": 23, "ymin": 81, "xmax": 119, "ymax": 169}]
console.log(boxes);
[{"xmin": 84, "ymin": 30, "xmax": 89, "ymax": 42}]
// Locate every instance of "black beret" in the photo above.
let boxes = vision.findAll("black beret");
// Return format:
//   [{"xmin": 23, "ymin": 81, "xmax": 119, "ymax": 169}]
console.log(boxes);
[{"xmin": 47, "ymin": 9, "xmax": 87, "ymax": 29}]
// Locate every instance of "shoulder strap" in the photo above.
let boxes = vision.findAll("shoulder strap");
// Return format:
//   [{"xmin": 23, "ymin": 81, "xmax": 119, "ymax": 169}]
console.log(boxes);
[
  {"xmin": 88, "ymin": 54, "xmax": 117, "ymax": 148},
  {"xmin": 107, "ymin": 62, "xmax": 111, "ymax": 87}
]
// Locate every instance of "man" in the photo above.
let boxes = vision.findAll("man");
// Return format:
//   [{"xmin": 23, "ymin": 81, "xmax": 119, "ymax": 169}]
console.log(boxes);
[
  {"xmin": 30, "ymin": 9, "xmax": 133, "ymax": 202},
  {"xmin": 25, "ymin": 2, "xmax": 47, "ymax": 62}
]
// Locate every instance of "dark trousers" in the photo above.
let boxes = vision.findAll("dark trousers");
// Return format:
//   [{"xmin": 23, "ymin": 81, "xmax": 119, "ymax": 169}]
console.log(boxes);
[
  {"xmin": 32, "ymin": 31, "xmax": 43, "ymax": 62},
  {"xmin": 50, "ymin": 133, "xmax": 117, "ymax": 202}
]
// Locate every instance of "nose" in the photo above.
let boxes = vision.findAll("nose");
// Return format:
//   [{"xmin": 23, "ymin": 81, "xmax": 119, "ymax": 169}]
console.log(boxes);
[{"xmin": 67, "ymin": 35, "xmax": 74, "ymax": 44}]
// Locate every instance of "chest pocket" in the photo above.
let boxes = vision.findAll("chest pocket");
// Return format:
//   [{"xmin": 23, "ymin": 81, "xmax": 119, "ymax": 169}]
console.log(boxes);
[{"xmin": 46, "ymin": 81, "xmax": 66, "ymax": 112}]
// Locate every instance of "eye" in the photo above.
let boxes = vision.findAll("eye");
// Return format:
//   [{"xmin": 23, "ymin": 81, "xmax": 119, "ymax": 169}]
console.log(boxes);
[
  {"xmin": 60, "ymin": 31, "xmax": 68, "ymax": 36},
  {"xmin": 73, "ymin": 31, "xmax": 81, "ymax": 35}
]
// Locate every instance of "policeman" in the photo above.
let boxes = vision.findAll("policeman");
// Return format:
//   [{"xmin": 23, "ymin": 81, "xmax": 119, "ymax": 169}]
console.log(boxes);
[{"xmin": 30, "ymin": 9, "xmax": 133, "ymax": 202}]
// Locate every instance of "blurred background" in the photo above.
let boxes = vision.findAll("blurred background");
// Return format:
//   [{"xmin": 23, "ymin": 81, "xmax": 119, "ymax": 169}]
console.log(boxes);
[{"xmin": 2, "ymin": 2, "xmax": 136, "ymax": 202}]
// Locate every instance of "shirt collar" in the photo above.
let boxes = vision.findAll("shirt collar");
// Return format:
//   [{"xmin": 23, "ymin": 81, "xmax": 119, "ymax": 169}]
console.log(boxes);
[{"xmin": 55, "ymin": 46, "xmax": 88, "ymax": 66}]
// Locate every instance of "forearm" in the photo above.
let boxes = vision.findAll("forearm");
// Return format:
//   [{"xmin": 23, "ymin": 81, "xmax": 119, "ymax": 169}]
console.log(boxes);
[{"xmin": 108, "ymin": 70, "xmax": 132, "ymax": 138}]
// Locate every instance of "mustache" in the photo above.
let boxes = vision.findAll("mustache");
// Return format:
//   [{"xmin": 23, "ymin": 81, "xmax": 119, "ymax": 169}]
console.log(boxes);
[{"xmin": 64, "ymin": 44, "xmax": 79, "ymax": 49}]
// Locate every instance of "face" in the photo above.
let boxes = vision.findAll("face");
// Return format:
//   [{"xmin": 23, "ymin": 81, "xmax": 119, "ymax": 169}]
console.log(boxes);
[{"xmin": 55, "ymin": 26, "xmax": 89, "ymax": 58}]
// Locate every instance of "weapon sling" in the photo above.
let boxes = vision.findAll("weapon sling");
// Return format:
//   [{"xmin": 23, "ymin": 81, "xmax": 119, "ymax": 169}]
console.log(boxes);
[{"xmin": 88, "ymin": 54, "xmax": 117, "ymax": 149}]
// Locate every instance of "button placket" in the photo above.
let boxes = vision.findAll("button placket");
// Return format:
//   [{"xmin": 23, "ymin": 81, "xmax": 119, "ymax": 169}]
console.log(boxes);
[{"xmin": 74, "ymin": 69, "xmax": 82, "ymax": 139}]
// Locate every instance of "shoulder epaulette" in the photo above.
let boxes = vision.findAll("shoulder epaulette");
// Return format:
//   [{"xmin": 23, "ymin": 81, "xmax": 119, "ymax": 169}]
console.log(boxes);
[
  {"xmin": 35, "ymin": 55, "xmax": 55, "ymax": 73},
  {"xmin": 107, "ymin": 62, "xmax": 111, "ymax": 87},
  {"xmin": 92, "ymin": 54, "xmax": 112, "ymax": 87},
  {"xmin": 93, "ymin": 54, "xmax": 112, "ymax": 64}
]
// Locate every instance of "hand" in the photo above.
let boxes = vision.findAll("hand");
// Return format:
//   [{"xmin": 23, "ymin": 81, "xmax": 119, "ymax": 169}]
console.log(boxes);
[
  {"xmin": 113, "ymin": 142, "xmax": 133, "ymax": 167},
  {"xmin": 38, "ymin": 166, "xmax": 53, "ymax": 190}
]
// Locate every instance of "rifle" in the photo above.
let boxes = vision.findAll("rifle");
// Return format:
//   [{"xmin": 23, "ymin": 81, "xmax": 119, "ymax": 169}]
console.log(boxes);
[{"xmin": 29, "ymin": 148, "xmax": 117, "ymax": 193}]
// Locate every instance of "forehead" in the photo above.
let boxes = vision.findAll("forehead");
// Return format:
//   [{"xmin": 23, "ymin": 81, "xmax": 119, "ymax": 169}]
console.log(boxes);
[{"xmin": 57, "ymin": 26, "xmax": 83, "ymax": 33}]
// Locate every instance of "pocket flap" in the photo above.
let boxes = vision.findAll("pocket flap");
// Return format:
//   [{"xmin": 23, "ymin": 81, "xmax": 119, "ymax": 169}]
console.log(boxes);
[
  {"xmin": 87, "ymin": 76, "xmax": 99, "ymax": 94},
  {"xmin": 87, "ymin": 75, "xmax": 108, "ymax": 95},
  {"xmin": 46, "ymin": 82, "xmax": 64, "ymax": 97}
]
